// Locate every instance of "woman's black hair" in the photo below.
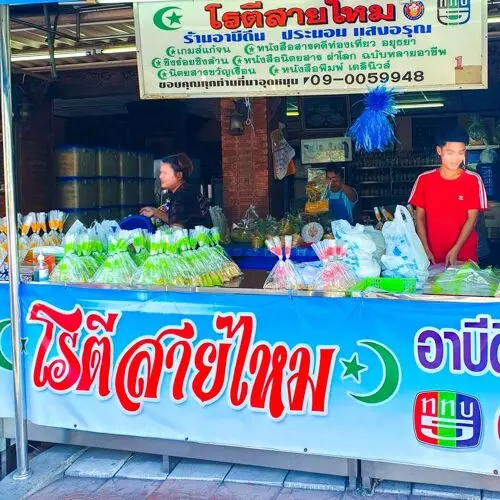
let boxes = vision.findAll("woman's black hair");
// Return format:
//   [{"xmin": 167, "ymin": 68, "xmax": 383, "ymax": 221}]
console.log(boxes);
[{"xmin": 161, "ymin": 153, "xmax": 194, "ymax": 181}]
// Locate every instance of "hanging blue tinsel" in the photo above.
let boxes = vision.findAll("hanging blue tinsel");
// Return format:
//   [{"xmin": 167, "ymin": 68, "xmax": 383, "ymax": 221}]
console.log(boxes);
[{"xmin": 347, "ymin": 86, "xmax": 399, "ymax": 153}]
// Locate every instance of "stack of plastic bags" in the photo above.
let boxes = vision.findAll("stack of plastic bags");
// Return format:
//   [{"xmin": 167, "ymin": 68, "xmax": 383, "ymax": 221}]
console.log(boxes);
[
  {"xmin": 331, "ymin": 220, "xmax": 382, "ymax": 279},
  {"xmin": 263, "ymin": 236, "xmax": 303, "ymax": 290},
  {"xmin": 50, "ymin": 220, "xmax": 122, "ymax": 284},
  {"xmin": 311, "ymin": 240, "xmax": 357, "ymax": 292},
  {"xmin": 92, "ymin": 232, "xmax": 138, "ymax": 285},
  {"xmin": 49, "ymin": 221, "xmax": 243, "ymax": 288},
  {"xmin": 381, "ymin": 205, "xmax": 429, "ymax": 288},
  {"xmin": 50, "ymin": 234, "xmax": 96, "ymax": 284}
]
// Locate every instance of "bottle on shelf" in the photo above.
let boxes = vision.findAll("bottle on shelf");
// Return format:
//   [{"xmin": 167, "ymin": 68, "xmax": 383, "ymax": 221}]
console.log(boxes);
[{"xmin": 33, "ymin": 253, "xmax": 49, "ymax": 282}]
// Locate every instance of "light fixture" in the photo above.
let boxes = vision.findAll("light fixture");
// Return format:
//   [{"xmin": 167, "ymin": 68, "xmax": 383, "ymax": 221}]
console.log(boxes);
[
  {"xmin": 11, "ymin": 45, "xmax": 137, "ymax": 63},
  {"xmin": 229, "ymin": 99, "xmax": 249, "ymax": 136},
  {"xmin": 100, "ymin": 45, "xmax": 137, "ymax": 55},
  {"xmin": 286, "ymin": 110, "xmax": 299, "ymax": 117},
  {"xmin": 11, "ymin": 50, "xmax": 91, "ymax": 62},
  {"xmin": 396, "ymin": 102, "xmax": 444, "ymax": 110}
]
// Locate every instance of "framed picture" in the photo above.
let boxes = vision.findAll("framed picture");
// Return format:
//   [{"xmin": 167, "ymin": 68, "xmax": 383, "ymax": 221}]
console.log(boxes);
[
  {"xmin": 301, "ymin": 137, "xmax": 352, "ymax": 164},
  {"xmin": 301, "ymin": 96, "xmax": 350, "ymax": 132}
]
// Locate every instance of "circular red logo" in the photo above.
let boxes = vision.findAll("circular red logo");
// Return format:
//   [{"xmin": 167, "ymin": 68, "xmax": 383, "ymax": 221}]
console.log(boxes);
[{"xmin": 403, "ymin": 1, "xmax": 425, "ymax": 21}]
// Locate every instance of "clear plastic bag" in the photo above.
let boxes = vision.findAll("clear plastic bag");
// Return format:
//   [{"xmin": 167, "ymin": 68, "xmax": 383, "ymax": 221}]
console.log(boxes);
[
  {"xmin": 92, "ymin": 233, "xmax": 138, "ymax": 285},
  {"xmin": 129, "ymin": 230, "xmax": 150, "ymax": 266},
  {"xmin": 50, "ymin": 234, "xmax": 93, "ymax": 284},
  {"xmin": 305, "ymin": 168, "xmax": 329, "ymax": 215},
  {"xmin": 428, "ymin": 261, "xmax": 499, "ymax": 297},
  {"xmin": 209, "ymin": 206, "xmax": 230, "ymax": 243},
  {"xmin": 311, "ymin": 240, "xmax": 357, "ymax": 292},
  {"xmin": 263, "ymin": 236, "xmax": 304, "ymax": 290}
]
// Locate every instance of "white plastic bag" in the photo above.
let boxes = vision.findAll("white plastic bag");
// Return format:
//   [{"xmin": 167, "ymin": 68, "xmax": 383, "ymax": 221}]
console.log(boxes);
[
  {"xmin": 332, "ymin": 220, "xmax": 377, "ymax": 255},
  {"xmin": 332, "ymin": 220, "xmax": 381, "ymax": 278},
  {"xmin": 363, "ymin": 226, "xmax": 386, "ymax": 260},
  {"xmin": 382, "ymin": 205, "xmax": 429, "ymax": 271}
]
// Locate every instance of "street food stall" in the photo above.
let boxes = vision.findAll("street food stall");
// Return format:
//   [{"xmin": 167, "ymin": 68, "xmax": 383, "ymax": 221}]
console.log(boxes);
[{"xmin": 1, "ymin": 0, "xmax": 500, "ymax": 493}]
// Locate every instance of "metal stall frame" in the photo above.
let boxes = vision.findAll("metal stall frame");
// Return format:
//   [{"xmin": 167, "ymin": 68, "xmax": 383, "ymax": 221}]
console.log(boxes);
[
  {"xmin": 0, "ymin": 417, "xmax": 359, "ymax": 488},
  {"xmin": 0, "ymin": 4, "xmax": 30, "ymax": 480}
]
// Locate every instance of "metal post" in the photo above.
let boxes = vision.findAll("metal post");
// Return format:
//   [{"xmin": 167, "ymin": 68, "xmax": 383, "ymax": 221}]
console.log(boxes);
[{"xmin": 0, "ymin": 4, "xmax": 31, "ymax": 480}]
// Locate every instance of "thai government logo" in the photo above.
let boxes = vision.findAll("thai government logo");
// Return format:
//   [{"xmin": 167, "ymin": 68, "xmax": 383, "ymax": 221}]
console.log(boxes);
[
  {"xmin": 153, "ymin": 6, "xmax": 183, "ymax": 31},
  {"xmin": 437, "ymin": 0, "xmax": 471, "ymax": 26},
  {"xmin": 403, "ymin": 1, "xmax": 424, "ymax": 21},
  {"xmin": 414, "ymin": 391, "xmax": 482, "ymax": 448}
]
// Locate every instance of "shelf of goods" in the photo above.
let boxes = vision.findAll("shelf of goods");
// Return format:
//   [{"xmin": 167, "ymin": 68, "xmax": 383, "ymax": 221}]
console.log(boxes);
[{"xmin": 356, "ymin": 164, "xmax": 439, "ymax": 202}]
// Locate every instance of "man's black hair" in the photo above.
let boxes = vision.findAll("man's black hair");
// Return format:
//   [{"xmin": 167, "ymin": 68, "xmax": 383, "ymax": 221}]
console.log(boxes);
[
  {"xmin": 325, "ymin": 164, "xmax": 344, "ymax": 176},
  {"xmin": 436, "ymin": 127, "xmax": 469, "ymax": 147}
]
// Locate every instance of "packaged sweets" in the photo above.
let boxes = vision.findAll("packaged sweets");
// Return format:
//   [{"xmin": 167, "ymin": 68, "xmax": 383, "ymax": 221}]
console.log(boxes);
[
  {"xmin": 311, "ymin": 240, "xmax": 357, "ymax": 292},
  {"xmin": 263, "ymin": 236, "xmax": 303, "ymax": 290},
  {"xmin": 305, "ymin": 168, "xmax": 329, "ymax": 215}
]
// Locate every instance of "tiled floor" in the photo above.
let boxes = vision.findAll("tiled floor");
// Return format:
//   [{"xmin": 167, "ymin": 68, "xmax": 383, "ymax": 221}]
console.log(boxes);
[{"xmin": 6, "ymin": 447, "xmax": 496, "ymax": 500}]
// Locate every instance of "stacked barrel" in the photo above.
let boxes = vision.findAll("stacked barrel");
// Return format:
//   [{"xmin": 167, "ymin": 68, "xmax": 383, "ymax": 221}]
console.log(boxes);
[{"xmin": 55, "ymin": 146, "xmax": 155, "ymax": 229}]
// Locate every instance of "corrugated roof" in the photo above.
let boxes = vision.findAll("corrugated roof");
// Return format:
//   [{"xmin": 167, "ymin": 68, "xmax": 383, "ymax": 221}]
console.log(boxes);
[
  {"xmin": 10, "ymin": 4, "xmax": 136, "ymax": 73},
  {"xmin": 8, "ymin": 2, "xmax": 500, "ymax": 75}
]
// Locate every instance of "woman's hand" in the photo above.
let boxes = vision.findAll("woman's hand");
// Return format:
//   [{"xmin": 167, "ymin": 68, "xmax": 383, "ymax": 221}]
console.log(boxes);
[{"xmin": 140, "ymin": 207, "xmax": 159, "ymax": 218}]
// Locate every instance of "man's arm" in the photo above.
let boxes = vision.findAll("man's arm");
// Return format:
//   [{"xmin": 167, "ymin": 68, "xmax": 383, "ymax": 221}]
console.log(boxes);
[
  {"xmin": 341, "ymin": 183, "xmax": 357, "ymax": 203},
  {"xmin": 445, "ymin": 209, "xmax": 479, "ymax": 266},
  {"xmin": 415, "ymin": 207, "xmax": 435, "ymax": 264}
]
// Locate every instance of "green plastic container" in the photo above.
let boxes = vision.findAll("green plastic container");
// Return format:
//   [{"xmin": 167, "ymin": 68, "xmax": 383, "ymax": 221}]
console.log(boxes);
[{"xmin": 349, "ymin": 277, "xmax": 417, "ymax": 295}]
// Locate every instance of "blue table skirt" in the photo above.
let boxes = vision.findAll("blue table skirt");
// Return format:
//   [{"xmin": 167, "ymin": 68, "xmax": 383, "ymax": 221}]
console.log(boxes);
[{"xmin": 224, "ymin": 243, "xmax": 318, "ymax": 270}]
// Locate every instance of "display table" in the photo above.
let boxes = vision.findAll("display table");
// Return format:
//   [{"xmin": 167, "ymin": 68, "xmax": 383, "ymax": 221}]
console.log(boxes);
[
  {"xmin": 1, "ymin": 280, "xmax": 500, "ymax": 490},
  {"xmin": 224, "ymin": 243, "xmax": 317, "ymax": 270}
]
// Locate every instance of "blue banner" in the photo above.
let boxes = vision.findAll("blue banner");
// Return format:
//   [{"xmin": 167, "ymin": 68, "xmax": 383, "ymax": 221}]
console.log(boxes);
[
  {"xmin": 19, "ymin": 283, "xmax": 500, "ymax": 475},
  {"xmin": 0, "ymin": 283, "xmax": 13, "ymax": 418}
]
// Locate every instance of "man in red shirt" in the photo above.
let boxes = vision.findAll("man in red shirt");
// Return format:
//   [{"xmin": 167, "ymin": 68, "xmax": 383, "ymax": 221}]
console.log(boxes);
[{"xmin": 409, "ymin": 129, "xmax": 487, "ymax": 266}]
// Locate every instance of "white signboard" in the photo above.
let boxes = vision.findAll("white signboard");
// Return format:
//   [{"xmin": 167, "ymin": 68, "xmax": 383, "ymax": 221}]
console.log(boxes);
[{"xmin": 134, "ymin": 0, "xmax": 487, "ymax": 99}]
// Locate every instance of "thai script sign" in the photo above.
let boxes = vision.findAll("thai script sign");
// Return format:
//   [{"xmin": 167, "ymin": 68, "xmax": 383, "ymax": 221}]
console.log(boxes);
[
  {"xmin": 17, "ymin": 284, "xmax": 500, "ymax": 476},
  {"xmin": 134, "ymin": 0, "xmax": 487, "ymax": 98}
]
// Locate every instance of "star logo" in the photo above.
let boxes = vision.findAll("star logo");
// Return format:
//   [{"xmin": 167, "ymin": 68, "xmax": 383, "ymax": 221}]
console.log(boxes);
[
  {"xmin": 167, "ymin": 11, "xmax": 182, "ymax": 26},
  {"xmin": 340, "ymin": 353, "xmax": 367, "ymax": 383},
  {"xmin": 153, "ymin": 6, "xmax": 183, "ymax": 31}
]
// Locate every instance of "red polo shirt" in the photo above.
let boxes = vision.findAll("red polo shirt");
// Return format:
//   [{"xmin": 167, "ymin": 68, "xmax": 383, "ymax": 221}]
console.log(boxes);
[{"xmin": 408, "ymin": 169, "xmax": 487, "ymax": 263}]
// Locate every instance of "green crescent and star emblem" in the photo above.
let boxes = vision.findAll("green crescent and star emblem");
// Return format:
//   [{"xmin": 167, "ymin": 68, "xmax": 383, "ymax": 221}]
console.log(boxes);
[
  {"xmin": 340, "ymin": 353, "xmax": 367, "ymax": 383},
  {"xmin": 0, "ymin": 319, "xmax": 28, "ymax": 371},
  {"xmin": 0, "ymin": 319, "xmax": 12, "ymax": 371},
  {"xmin": 340, "ymin": 340, "xmax": 401, "ymax": 405},
  {"xmin": 153, "ymin": 6, "xmax": 183, "ymax": 31}
]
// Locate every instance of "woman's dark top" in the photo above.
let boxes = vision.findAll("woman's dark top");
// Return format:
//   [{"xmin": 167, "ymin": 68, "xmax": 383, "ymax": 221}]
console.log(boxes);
[{"xmin": 158, "ymin": 182, "xmax": 210, "ymax": 227}]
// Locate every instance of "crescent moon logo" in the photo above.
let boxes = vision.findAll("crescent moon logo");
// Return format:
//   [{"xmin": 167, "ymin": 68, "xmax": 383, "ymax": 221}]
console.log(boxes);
[
  {"xmin": 153, "ymin": 7, "xmax": 183, "ymax": 31},
  {"xmin": 165, "ymin": 46, "xmax": 176, "ymax": 58},
  {"xmin": 0, "ymin": 319, "xmax": 12, "ymax": 371},
  {"xmin": 348, "ymin": 340, "xmax": 401, "ymax": 406}
]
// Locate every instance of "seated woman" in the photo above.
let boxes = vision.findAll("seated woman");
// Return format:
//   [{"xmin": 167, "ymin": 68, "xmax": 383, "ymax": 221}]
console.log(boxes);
[{"xmin": 140, "ymin": 153, "xmax": 210, "ymax": 228}]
